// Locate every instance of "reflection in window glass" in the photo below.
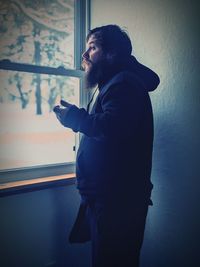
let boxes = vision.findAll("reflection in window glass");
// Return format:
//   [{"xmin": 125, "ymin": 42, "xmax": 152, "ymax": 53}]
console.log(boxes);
[
  {"xmin": 0, "ymin": 70, "xmax": 79, "ymax": 170},
  {"xmin": 0, "ymin": 0, "xmax": 74, "ymax": 68}
]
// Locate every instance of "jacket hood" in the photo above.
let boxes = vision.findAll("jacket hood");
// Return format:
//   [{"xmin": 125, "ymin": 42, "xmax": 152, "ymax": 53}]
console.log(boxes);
[
  {"xmin": 127, "ymin": 56, "xmax": 160, "ymax": 92},
  {"xmin": 99, "ymin": 55, "xmax": 160, "ymax": 96}
]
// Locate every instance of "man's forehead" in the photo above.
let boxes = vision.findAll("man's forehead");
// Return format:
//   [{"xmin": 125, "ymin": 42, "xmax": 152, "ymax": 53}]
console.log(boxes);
[{"xmin": 87, "ymin": 35, "xmax": 101, "ymax": 46}]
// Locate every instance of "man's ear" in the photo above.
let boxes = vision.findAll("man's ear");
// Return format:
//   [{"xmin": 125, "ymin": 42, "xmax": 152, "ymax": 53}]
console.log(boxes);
[{"xmin": 106, "ymin": 53, "xmax": 116, "ymax": 63}]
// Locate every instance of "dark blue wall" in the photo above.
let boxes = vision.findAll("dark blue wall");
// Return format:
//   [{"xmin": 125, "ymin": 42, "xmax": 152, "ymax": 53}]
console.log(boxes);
[{"xmin": 0, "ymin": 185, "xmax": 90, "ymax": 267}]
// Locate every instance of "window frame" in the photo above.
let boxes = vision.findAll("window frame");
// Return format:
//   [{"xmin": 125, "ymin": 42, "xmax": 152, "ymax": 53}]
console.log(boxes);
[{"xmin": 0, "ymin": 0, "xmax": 90, "ymax": 184}]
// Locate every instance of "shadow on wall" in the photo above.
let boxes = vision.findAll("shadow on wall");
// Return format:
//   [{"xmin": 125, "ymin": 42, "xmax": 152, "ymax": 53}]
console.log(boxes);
[{"xmin": 140, "ymin": 104, "xmax": 200, "ymax": 267}]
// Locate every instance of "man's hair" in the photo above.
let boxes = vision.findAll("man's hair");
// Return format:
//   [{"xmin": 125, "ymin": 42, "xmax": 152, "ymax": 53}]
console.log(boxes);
[{"xmin": 87, "ymin": 25, "xmax": 132, "ymax": 59}]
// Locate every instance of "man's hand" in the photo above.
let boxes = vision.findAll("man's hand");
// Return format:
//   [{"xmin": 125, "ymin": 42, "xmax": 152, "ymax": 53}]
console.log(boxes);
[{"xmin": 53, "ymin": 100, "xmax": 72, "ymax": 127}]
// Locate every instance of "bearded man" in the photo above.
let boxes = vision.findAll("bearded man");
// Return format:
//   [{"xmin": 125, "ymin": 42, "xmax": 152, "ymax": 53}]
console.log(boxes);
[{"xmin": 54, "ymin": 25, "xmax": 160, "ymax": 267}]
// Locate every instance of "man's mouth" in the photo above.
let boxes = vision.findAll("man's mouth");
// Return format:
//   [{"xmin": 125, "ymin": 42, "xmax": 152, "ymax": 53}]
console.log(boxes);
[{"xmin": 82, "ymin": 59, "xmax": 92, "ymax": 71}]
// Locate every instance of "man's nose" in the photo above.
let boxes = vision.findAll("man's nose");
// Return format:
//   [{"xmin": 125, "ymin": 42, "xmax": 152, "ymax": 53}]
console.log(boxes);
[{"xmin": 82, "ymin": 50, "xmax": 89, "ymax": 60}]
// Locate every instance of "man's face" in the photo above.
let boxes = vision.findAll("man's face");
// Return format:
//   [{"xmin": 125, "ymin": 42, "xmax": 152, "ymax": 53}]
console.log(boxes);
[
  {"xmin": 82, "ymin": 35, "xmax": 104, "ymax": 73},
  {"xmin": 82, "ymin": 34, "xmax": 108, "ymax": 88}
]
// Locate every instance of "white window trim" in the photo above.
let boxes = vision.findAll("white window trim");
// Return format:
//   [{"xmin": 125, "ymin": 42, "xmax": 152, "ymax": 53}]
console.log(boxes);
[{"xmin": 0, "ymin": 0, "xmax": 90, "ymax": 184}]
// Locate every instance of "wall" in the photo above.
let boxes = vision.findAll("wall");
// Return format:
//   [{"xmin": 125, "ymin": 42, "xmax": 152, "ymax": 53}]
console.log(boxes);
[
  {"xmin": 0, "ymin": 185, "xmax": 90, "ymax": 267},
  {"xmin": 90, "ymin": 0, "xmax": 200, "ymax": 266}
]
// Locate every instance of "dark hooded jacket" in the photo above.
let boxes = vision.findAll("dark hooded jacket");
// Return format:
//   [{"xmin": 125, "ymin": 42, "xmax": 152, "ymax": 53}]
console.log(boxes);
[{"xmin": 64, "ymin": 56, "xmax": 160, "ymax": 203}]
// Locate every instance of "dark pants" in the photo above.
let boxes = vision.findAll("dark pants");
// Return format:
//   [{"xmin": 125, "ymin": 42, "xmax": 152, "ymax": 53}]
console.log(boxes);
[
  {"xmin": 69, "ymin": 197, "xmax": 149, "ymax": 267},
  {"xmin": 89, "ymin": 199, "xmax": 148, "ymax": 267}
]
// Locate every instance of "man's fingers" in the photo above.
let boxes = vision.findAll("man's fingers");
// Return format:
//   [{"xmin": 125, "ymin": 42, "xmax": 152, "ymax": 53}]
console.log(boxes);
[
  {"xmin": 53, "ymin": 105, "xmax": 61, "ymax": 113},
  {"xmin": 60, "ymin": 99, "xmax": 71, "ymax": 107},
  {"xmin": 53, "ymin": 102, "xmax": 71, "ymax": 127}
]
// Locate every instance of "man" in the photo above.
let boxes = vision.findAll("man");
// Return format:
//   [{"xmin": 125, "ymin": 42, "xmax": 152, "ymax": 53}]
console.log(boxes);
[{"xmin": 54, "ymin": 25, "xmax": 159, "ymax": 267}]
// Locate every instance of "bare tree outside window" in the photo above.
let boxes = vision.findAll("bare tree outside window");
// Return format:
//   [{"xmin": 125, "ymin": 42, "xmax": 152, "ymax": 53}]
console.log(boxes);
[
  {"xmin": 0, "ymin": 0, "xmax": 74, "ymax": 114},
  {"xmin": 0, "ymin": 0, "xmax": 79, "ymax": 170}
]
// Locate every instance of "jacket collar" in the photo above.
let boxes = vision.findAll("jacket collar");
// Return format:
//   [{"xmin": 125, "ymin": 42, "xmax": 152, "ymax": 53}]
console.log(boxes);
[{"xmin": 99, "ymin": 71, "xmax": 144, "ymax": 97}]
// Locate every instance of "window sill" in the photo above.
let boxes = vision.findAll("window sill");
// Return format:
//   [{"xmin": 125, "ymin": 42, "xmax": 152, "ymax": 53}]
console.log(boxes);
[{"xmin": 0, "ymin": 173, "xmax": 76, "ymax": 197}]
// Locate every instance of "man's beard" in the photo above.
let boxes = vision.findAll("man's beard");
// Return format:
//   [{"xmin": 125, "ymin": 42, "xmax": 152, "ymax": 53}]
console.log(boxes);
[{"xmin": 83, "ymin": 59, "xmax": 110, "ymax": 89}]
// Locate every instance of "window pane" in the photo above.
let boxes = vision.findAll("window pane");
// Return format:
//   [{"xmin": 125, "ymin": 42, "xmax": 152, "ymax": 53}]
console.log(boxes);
[
  {"xmin": 0, "ymin": 69, "xmax": 79, "ymax": 170},
  {"xmin": 0, "ymin": 0, "xmax": 74, "ymax": 68}
]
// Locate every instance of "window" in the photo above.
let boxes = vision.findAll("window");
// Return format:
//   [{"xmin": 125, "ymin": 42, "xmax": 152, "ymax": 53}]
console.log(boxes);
[
  {"xmin": 0, "ymin": 0, "xmax": 90, "ymax": 183},
  {"xmin": 0, "ymin": 0, "xmax": 75, "ymax": 68}
]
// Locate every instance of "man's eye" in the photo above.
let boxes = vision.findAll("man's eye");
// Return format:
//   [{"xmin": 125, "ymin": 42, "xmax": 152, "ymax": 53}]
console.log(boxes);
[{"xmin": 91, "ymin": 46, "xmax": 96, "ymax": 50}]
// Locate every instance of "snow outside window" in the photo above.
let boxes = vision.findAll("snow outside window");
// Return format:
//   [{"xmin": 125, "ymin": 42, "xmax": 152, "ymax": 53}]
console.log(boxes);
[{"xmin": 0, "ymin": 0, "xmax": 87, "ymax": 175}]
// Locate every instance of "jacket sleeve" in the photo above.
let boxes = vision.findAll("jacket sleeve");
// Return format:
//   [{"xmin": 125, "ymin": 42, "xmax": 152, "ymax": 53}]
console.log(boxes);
[{"xmin": 64, "ymin": 82, "xmax": 147, "ymax": 138}]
